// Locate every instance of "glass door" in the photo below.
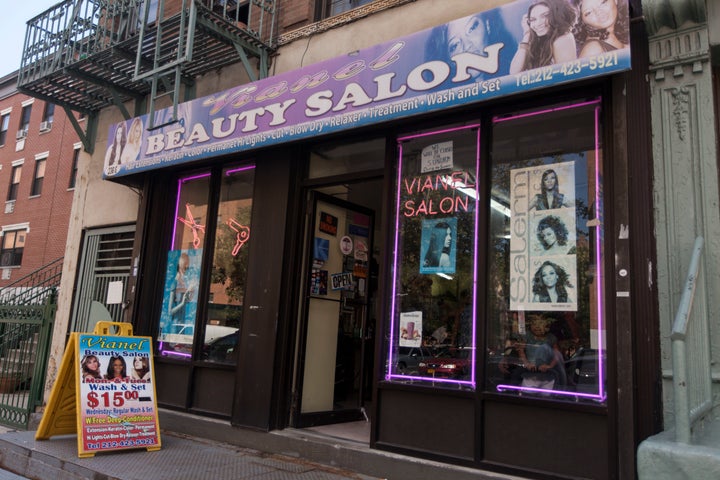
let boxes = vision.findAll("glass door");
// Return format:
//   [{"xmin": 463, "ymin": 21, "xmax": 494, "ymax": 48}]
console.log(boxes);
[{"xmin": 295, "ymin": 191, "xmax": 375, "ymax": 426}]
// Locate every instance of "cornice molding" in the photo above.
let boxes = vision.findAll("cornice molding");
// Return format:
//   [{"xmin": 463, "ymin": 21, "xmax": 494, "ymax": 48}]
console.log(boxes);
[{"xmin": 641, "ymin": 0, "xmax": 706, "ymax": 38}]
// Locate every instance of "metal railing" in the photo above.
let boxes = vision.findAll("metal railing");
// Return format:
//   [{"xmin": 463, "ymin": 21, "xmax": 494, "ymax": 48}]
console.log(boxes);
[
  {"xmin": 19, "ymin": 0, "xmax": 276, "ymax": 87},
  {"xmin": 0, "ymin": 258, "xmax": 64, "ymax": 306},
  {"xmin": 670, "ymin": 236, "xmax": 712, "ymax": 444},
  {"xmin": 0, "ymin": 259, "xmax": 62, "ymax": 429}
]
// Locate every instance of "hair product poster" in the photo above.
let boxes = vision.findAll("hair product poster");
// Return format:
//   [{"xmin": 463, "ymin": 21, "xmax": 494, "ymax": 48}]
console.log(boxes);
[
  {"xmin": 419, "ymin": 217, "xmax": 457, "ymax": 274},
  {"xmin": 400, "ymin": 311, "xmax": 422, "ymax": 347},
  {"xmin": 158, "ymin": 248, "xmax": 202, "ymax": 343},
  {"xmin": 510, "ymin": 161, "xmax": 577, "ymax": 311}
]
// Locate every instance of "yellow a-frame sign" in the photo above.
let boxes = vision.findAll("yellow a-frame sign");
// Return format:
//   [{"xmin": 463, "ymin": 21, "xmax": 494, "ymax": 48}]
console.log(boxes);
[{"xmin": 36, "ymin": 322, "xmax": 161, "ymax": 458}]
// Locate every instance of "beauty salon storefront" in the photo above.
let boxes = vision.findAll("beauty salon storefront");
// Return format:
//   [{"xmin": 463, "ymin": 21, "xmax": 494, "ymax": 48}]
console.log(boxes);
[{"xmin": 105, "ymin": 1, "xmax": 650, "ymax": 478}]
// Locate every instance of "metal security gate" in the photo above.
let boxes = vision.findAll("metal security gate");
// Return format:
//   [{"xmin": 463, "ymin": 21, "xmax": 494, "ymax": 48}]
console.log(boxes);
[
  {"xmin": 70, "ymin": 225, "xmax": 135, "ymax": 333},
  {"xmin": 0, "ymin": 295, "xmax": 57, "ymax": 429},
  {"xmin": 0, "ymin": 259, "xmax": 62, "ymax": 429}
]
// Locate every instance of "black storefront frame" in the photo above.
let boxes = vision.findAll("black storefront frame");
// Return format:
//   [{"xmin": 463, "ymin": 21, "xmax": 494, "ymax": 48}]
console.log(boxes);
[
  {"xmin": 366, "ymin": 83, "xmax": 621, "ymax": 480},
  {"xmin": 122, "ymin": 75, "xmax": 651, "ymax": 479}
]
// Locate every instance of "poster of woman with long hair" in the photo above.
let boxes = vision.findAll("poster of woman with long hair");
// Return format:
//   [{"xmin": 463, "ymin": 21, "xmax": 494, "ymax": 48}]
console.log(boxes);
[{"xmin": 419, "ymin": 217, "xmax": 457, "ymax": 274}]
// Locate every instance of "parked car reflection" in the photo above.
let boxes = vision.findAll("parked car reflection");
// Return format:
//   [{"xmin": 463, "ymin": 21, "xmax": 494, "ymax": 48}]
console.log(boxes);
[
  {"xmin": 418, "ymin": 347, "xmax": 472, "ymax": 380},
  {"xmin": 202, "ymin": 329, "xmax": 239, "ymax": 364},
  {"xmin": 396, "ymin": 346, "xmax": 433, "ymax": 375}
]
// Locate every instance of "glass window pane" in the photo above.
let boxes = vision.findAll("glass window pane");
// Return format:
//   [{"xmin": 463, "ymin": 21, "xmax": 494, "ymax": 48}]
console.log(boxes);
[
  {"xmin": 157, "ymin": 173, "xmax": 211, "ymax": 359},
  {"xmin": 203, "ymin": 165, "xmax": 255, "ymax": 364},
  {"xmin": 386, "ymin": 124, "xmax": 480, "ymax": 389},
  {"xmin": 485, "ymin": 100, "xmax": 606, "ymax": 403}
]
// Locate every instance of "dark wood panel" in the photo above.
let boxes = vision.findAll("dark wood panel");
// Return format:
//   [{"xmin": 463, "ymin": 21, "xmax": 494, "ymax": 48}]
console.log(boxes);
[
  {"xmin": 192, "ymin": 367, "xmax": 235, "ymax": 415},
  {"xmin": 376, "ymin": 388, "xmax": 475, "ymax": 460},
  {"xmin": 155, "ymin": 361, "xmax": 190, "ymax": 407},
  {"xmin": 483, "ymin": 401, "xmax": 608, "ymax": 479}
]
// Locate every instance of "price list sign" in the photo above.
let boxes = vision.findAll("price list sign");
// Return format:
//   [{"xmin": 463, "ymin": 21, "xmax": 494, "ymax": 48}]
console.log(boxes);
[{"xmin": 78, "ymin": 333, "xmax": 161, "ymax": 455}]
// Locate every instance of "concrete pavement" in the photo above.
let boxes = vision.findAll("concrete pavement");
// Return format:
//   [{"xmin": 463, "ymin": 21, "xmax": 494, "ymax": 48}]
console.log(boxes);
[
  {"xmin": 0, "ymin": 429, "xmax": 382, "ymax": 480},
  {"xmin": 0, "ymin": 409, "xmax": 527, "ymax": 480}
]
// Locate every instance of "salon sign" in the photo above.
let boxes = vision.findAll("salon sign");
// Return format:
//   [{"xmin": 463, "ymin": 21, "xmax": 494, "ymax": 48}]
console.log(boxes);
[{"xmin": 104, "ymin": 0, "xmax": 631, "ymax": 178}]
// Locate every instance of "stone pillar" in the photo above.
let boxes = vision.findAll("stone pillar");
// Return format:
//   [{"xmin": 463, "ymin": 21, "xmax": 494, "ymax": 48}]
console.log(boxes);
[{"xmin": 642, "ymin": 0, "xmax": 720, "ymax": 427}]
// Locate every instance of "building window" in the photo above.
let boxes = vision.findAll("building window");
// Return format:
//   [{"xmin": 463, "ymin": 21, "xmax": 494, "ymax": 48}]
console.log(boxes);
[
  {"xmin": 318, "ymin": 0, "xmax": 376, "ymax": 20},
  {"xmin": 0, "ymin": 230, "xmax": 26, "ymax": 267},
  {"xmin": 40, "ymin": 103, "xmax": 54, "ymax": 131},
  {"xmin": 139, "ymin": 0, "xmax": 159, "ymax": 25},
  {"xmin": 31, "ymin": 158, "xmax": 46, "ymax": 196},
  {"xmin": 386, "ymin": 124, "xmax": 479, "ymax": 389},
  {"xmin": 0, "ymin": 113, "xmax": 9, "ymax": 146},
  {"xmin": 157, "ymin": 172, "xmax": 211, "ymax": 359},
  {"xmin": 383, "ymin": 98, "xmax": 608, "ymax": 404},
  {"xmin": 69, "ymin": 148, "xmax": 80, "ymax": 189},
  {"xmin": 7, "ymin": 165, "xmax": 21, "ymax": 202},
  {"xmin": 156, "ymin": 165, "xmax": 255, "ymax": 363},
  {"xmin": 18, "ymin": 105, "xmax": 32, "ymax": 138},
  {"xmin": 485, "ymin": 99, "xmax": 606, "ymax": 403}
]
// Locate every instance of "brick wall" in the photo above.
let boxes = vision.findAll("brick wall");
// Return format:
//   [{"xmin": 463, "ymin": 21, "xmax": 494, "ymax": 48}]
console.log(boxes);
[{"xmin": 0, "ymin": 76, "xmax": 80, "ymax": 286}]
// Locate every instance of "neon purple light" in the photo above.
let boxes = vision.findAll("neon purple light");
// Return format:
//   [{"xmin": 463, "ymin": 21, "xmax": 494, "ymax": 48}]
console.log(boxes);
[
  {"xmin": 160, "ymin": 349, "xmax": 192, "ymax": 358},
  {"xmin": 496, "ymin": 384, "xmax": 605, "ymax": 401},
  {"xmin": 181, "ymin": 172, "xmax": 212, "ymax": 183},
  {"xmin": 157, "ymin": 341, "xmax": 193, "ymax": 358},
  {"xmin": 595, "ymin": 105, "xmax": 605, "ymax": 399},
  {"xmin": 470, "ymin": 127, "xmax": 480, "ymax": 388},
  {"xmin": 492, "ymin": 99, "xmax": 601, "ymax": 124},
  {"xmin": 171, "ymin": 173, "xmax": 211, "ymax": 250},
  {"xmin": 387, "ymin": 124, "xmax": 480, "ymax": 388},
  {"xmin": 493, "ymin": 97, "xmax": 607, "ymax": 402},
  {"xmin": 225, "ymin": 165, "xmax": 256, "ymax": 175},
  {"xmin": 387, "ymin": 143, "xmax": 404, "ymax": 382},
  {"xmin": 397, "ymin": 123, "xmax": 481, "ymax": 143}
]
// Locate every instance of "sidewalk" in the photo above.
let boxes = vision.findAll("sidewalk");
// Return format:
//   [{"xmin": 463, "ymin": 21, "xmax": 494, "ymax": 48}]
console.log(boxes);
[
  {"xmin": 0, "ymin": 429, "xmax": 379, "ymax": 480},
  {"xmin": 0, "ymin": 409, "xmax": 526, "ymax": 480}
]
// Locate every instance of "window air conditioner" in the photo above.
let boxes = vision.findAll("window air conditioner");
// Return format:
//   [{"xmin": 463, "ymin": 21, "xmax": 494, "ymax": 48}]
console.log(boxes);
[
  {"xmin": 15, "ymin": 128, "xmax": 27, "ymax": 140},
  {"xmin": 39, "ymin": 121, "xmax": 52, "ymax": 132}
]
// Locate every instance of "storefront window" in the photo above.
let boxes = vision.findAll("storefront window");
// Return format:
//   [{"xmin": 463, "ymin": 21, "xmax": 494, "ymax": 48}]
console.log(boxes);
[
  {"xmin": 204, "ymin": 165, "xmax": 255, "ymax": 364},
  {"xmin": 157, "ymin": 172, "xmax": 211, "ymax": 359},
  {"xmin": 386, "ymin": 124, "xmax": 479, "ymax": 389},
  {"xmin": 156, "ymin": 166, "xmax": 256, "ymax": 363},
  {"xmin": 486, "ymin": 99, "xmax": 607, "ymax": 403}
]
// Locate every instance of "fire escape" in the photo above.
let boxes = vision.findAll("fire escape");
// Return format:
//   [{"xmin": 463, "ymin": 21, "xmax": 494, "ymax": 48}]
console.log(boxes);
[{"xmin": 17, "ymin": 0, "xmax": 277, "ymax": 153}]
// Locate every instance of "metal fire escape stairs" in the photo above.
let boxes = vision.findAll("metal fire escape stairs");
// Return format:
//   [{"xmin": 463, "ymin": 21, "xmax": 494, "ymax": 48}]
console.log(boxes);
[{"xmin": 17, "ymin": 0, "xmax": 276, "ymax": 153}]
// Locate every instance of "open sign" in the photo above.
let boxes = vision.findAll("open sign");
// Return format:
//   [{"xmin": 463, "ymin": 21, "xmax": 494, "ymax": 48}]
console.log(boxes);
[{"xmin": 330, "ymin": 272, "xmax": 354, "ymax": 290}]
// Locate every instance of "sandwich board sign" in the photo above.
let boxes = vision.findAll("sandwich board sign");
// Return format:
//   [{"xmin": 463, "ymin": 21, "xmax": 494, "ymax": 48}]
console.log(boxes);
[{"xmin": 36, "ymin": 322, "xmax": 161, "ymax": 457}]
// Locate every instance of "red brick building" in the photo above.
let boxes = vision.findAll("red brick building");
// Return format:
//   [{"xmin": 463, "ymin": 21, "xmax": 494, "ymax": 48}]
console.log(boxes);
[{"xmin": 0, "ymin": 71, "xmax": 80, "ymax": 285}]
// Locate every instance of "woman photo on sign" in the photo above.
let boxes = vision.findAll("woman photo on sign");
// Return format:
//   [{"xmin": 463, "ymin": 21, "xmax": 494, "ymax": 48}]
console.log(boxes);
[
  {"xmin": 510, "ymin": 0, "xmax": 577, "ymax": 74},
  {"xmin": 105, "ymin": 355, "xmax": 129, "ymax": 382},
  {"xmin": 572, "ymin": 0, "xmax": 629, "ymax": 57},
  {"xmin": 532, "ymin": 260, "xmax": 574, "ymax": 303},
  {"xmin": 535, "ymin": 215, "xmax": 575, "ymax": 255},
  {"xmin": 104, "ymin": 121, "xmax": 127, "ymax": 166},
  {"xmin": 529, "ymin": 168, "xmax": 573, "ymax": 211},
  {"xmin": 121, "ymin": 117, "xmax": 144, "ymax": 164},
  {"xmin": 423, "ymin": 221, "xmax": 453, "ymax": 269},
  {"xmin": 425, "ymin": 9, "xmax": 516, "ymax": 81},
  {"xmin": 131, "ymin": 356, "xmax": 151, "ymax": 381},
  {"xmin": 81, "ymin": 354, "xmax": 103, "ymax": 381}
]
